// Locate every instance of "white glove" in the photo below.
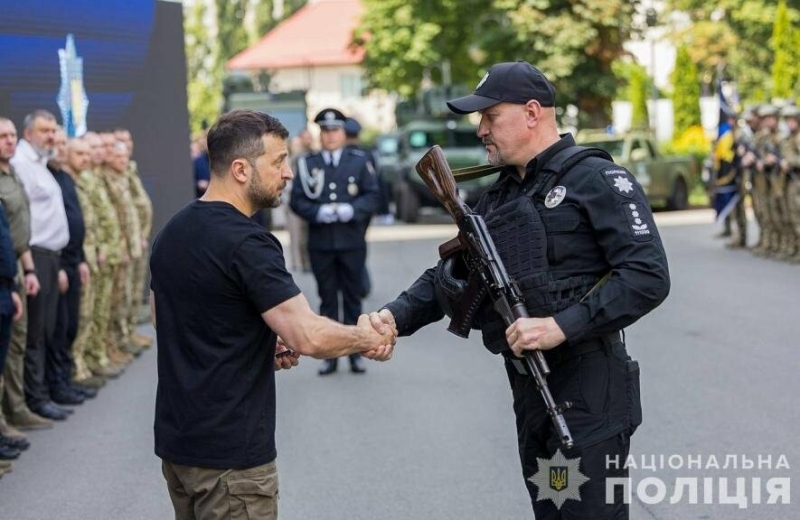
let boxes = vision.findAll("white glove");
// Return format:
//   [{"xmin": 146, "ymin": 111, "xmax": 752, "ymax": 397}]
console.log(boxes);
[
  {"xmin": 336, "ymin": 203, "xmax": 354, "ymax": 223},
  {"xmin": 316, "ymin": 204, "xmax": 338, "ymax": 223}
]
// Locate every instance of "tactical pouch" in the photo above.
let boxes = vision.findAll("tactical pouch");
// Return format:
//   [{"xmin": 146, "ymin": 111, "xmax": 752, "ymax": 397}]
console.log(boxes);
[
  {"xmin": 626, "ymin": 359, "xmax": 643, "ymax": 435},
  {"xmin": 433, "ymin": 254, "xmax": 469, "ymax": 320}
]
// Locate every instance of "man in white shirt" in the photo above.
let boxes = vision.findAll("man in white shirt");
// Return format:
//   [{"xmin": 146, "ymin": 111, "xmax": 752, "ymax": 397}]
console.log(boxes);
[{"xmin": 10, "ymin": 110, "xmax": 71, "ymax": 421}]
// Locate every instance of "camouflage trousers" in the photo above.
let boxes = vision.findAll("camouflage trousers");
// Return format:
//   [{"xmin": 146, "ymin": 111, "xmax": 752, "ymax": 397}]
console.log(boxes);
[
  {"xmin": 108, "ymin": 262, "xmax": 132, "ymax": 358},
  {"xmin": 770, "ymin": 173, "xmax": 797, "ymax": 259},
  {"xmin": 786, "ymin": 174, "xmax": 800, "ymax": 261},
  {"xmin": 1, "ymin": 266, "xmax": 30, "ymax": 418},
  {"xmin": 127, "ymin": 254, "xmax": 148, "ymax": 334},
  {"xmin": 751, "ymin": 172, "xmax": 775, "ymax": 254},
  {"xmin": 85, "ymin": 264, "xmax": 113, "ymax": 372},
  {"xmin": 729, "ymin": 188, "xmax": 748, "ymax": 247},
  {"xmin": 71, "ymin": 268, "xmax": 96, "ymax": 381}
]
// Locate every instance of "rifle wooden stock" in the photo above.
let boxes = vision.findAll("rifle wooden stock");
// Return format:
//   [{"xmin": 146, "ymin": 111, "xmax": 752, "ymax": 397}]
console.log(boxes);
[{"xmin": 415, "ymin": 145, "xmax": 469, "ymax": 221}]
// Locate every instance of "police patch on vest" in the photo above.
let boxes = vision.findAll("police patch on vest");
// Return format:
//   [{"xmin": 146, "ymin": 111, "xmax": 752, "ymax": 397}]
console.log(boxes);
[
  {"xmin": 623, "ymin": 202, "xmax": 653, "ymax": 241},
  {"xmin": 601, "ymin": 167, "xmax": 636, "ymax": 198},
  {"xmin": 544, "ymin": 186, "xmax": 567, "ymax": 208}
]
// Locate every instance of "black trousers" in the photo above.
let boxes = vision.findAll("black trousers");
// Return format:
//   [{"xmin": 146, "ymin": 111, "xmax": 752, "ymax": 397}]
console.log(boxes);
[
  {"xmin": 506, "ymin": 342, "xmax": 638, "ymax": 519},
  {"xmin": 48, "ymin": 265, "xmax": 80, "ymax": 392},
  {"xmin": 0, "ymin": 287, "xmax": 14, "ymax": 374},
  {"xmin": 24, "ymin": 248, "xmax": 61, "ymax": 408},
  {"xmin": 309, "ymin": 248, "xmax": 366, "ymax": 360}
]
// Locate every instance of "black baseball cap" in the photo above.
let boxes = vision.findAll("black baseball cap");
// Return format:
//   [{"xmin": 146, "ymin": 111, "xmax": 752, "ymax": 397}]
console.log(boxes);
[
  {"xmin": 314, "ymin": 108, "xmax": 346, "ymax": 129},
  {"xmin": 446, "ymin": 61, "xmax": 556, "ymax": 114}
]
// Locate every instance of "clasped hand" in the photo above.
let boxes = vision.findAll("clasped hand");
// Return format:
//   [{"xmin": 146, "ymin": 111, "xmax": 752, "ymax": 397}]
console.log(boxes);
[
  {"xmin": 363, "ymin": 309, "xmax": 398, "ymax": 361},
  {"xmin": 505, "ymin": 316, "xmax": 566, "ymax": 358},
  {"xmin": 274, "ymin": 336, "xmax": 300, "ymax": 371},
  {"xmin": 316, "ymin": 203, "xmax": 355, "ymax": 224}
]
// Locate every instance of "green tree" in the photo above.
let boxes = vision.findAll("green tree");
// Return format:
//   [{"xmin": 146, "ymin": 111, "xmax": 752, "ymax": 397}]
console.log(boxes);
[
  {"xmin": 185, "ymin": 0, "xmax": 221, "ymax": 132},
  {"xmin": 666, "ymin": 0, "xmax": 799, "ymax": 101},
  {"xmin": 671, "ymin": 44, "xmax": 701, "ymax": 139},
  {"xmin": 356, "ymin": 0, "xmax": 641, "ymax": 126},
  {"xmin": 630, "ymin": 66, "xmax": 651, "ymax": 129},
  {"xmin": 612, "ymin": 60, "xmax": 651, "ymax": 128},
  {"xmin": 216, "ymin": 0, "xmax": 250, "ymax": 61},
  {"xmin": 771, "ymin": 0, "xmax": 795, "ymax": 99},
  {"xmin": 252, "ymin": 0, "xmax": 307, "ymax": 42}
]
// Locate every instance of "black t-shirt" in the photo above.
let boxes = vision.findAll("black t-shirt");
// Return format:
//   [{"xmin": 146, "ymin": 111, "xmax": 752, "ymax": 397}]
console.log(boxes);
[{"xmin": 150, "ymin": 200, "xmax": 300, "ymax": 469}]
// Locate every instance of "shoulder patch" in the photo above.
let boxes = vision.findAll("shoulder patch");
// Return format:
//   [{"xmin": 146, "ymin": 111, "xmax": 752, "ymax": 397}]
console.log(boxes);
[
  {"xmin": 621, "ymin": 201, "xmax": 653, "ymax": 242},
  {"xmin": 601, "ymin": 166, "xmax": 636, "ymax": 198},
  {"xmin": 349, "ymin": 148, "xmax": 366, "ymax": 157}
]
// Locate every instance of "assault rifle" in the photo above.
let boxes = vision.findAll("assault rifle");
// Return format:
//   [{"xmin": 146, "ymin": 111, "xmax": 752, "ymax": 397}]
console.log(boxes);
[{"xmin": 415, "ymin": 145, "xmax": 574, "ymax": 449}]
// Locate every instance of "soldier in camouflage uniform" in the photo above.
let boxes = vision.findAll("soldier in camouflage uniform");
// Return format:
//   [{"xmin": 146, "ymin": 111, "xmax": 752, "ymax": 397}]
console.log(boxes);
[
  {"xmin": 115, "ymin": 129, "xmax": 153, "ymax": 348},
  {"xmin": 103, "ymin": 141, "xmax": 142, "ymax": 358},
  {"xmin": 758, "ymin": 105, "xmax": 793, "ymax": 259},
  {"xmin": 82, "ymin": 132, "xmax": 126, "ymax": 377},
  {"xmin": 738, "ymin": 109, "xmax": 761, "ymax": 251},
  {"xmin": 63, "ymin": 137, "xmax": 103, "ymax": 386},
  {"xmin": 780, "ymin": 106, "xmax": 800, "ymax": 263},
  {"xmin": 752, "ymin": 106, "xmax": 782, "ymax": 257}
]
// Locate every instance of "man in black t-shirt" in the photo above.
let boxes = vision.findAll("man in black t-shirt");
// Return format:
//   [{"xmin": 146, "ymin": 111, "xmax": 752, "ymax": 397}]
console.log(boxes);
[{"xmin": 150, "ymin": 110, "xmax": 395, "ymax": 520}]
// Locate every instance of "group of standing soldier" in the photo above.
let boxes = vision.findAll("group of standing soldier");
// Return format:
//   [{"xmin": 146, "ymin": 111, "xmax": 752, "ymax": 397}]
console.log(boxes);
[
  {"xmin": 0, "ymin": 110, "xmax": 153, "ymax": 478},
  {"xmin": 715, "ymin": 104, "xmax": 800, "ymax": 261}
]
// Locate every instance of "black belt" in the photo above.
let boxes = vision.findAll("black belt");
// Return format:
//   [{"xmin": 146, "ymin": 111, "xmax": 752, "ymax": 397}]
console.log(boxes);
[
  {"xmin": 503, "ymin": 331, "xmax": 624, "ymax": 376},
  {"xmin": 30, "ymin": 246, "xmax": 61, "ymax": 257}
]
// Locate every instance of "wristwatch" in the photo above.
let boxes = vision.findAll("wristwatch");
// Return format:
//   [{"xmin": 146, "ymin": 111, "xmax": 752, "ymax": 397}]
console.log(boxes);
[{"xmin": 23, "ymin": 269, "xmax": 37, "ymax": 276}]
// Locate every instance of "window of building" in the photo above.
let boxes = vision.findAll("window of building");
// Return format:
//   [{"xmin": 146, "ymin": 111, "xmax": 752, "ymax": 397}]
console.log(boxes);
[{"xmin": 340, "ymin": 74, "xmax": 364, "ymax": 98}]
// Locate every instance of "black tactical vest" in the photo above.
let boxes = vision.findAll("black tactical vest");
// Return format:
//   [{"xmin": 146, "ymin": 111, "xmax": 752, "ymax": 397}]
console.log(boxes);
[{"xmin": 475, "ymin": 146, "xmax": 611, "ymax": 354}]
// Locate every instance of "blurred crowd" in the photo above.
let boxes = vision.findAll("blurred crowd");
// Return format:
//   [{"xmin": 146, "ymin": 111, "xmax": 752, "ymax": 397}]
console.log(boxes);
[
  {"xmin": 713, "ymin": 104, "xmax": 800, "ymax": 262},
  {"xmin": 0, "ymin": 110, "xmax": 153, "ymax": 479}
]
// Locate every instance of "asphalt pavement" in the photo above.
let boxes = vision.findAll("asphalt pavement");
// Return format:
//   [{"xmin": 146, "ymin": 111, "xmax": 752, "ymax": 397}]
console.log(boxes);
[{"xmin": 0, "ymin": 210, "xmax": 797, "ymax": 520}]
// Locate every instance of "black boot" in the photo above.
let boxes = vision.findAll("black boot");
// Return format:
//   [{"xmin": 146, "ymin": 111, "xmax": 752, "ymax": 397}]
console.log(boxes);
[
  {"xmin": 318, "ymin": 358, "xmax": 338, "ymax": 376},
  {"xmin": 349, "ymin": 354, "xmax": 366, "ymax": 374}
]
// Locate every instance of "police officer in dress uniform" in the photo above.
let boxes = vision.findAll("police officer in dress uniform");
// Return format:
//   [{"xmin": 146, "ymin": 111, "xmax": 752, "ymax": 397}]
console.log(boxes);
[
  {"xmin": 369, "ymin": 62, "xmax": 670, "ymax": 518},
  {"xmin": 290, "ymin": 109, "xmax": 381, "ymax": 375}
]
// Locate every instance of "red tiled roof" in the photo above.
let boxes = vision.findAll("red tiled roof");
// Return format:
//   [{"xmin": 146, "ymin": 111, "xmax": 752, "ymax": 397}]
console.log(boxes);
[{"xmin": 227, "ymin": 0, "xmax": 365, "ymax": 70}]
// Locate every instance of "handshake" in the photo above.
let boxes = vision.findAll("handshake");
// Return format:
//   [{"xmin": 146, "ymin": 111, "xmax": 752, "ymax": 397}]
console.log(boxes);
[
  {"xmin": 360, "ymin": 309, "xmax": 398, "ymax": 362},
  {"xmin": 273, "ymin": 309, "xmax": 398, "ymax": 371},
  {"xmin": 316, "ymin": 203, "xmax": 355, "ymax": 224}
]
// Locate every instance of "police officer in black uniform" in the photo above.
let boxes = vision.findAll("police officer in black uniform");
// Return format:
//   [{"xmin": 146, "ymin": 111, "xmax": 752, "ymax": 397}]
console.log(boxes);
[
  {"xmin": 369, "ymin": 62, "xmax": 670, "ymax": 518},
  {"xmin": 291, "ymin": 109, "xmax": 381, "ymax": 375}
]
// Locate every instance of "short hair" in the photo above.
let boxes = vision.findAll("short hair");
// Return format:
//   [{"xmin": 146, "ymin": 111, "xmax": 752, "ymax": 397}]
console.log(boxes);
[
  {"xmin": 22, "ymin": 110, "xmax": 57, "ymax": 133},
  {"xmin": 207, "ymin": 110, "xmax": 288, "ymax": 176}
]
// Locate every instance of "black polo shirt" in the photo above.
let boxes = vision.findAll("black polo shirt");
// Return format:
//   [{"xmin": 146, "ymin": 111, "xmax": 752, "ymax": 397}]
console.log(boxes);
[{"xmin": 150, "ymin": 200, "xmax": 300, "ymax": 469}]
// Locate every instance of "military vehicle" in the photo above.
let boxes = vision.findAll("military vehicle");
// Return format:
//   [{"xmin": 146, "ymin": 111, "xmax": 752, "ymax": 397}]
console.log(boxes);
[
  {"xmin": 379, "ymin": 119, "xmax": 495, "ymax": 222},
  {"xmin": 576, "ymin": 130, "xmax": 699, "ymax": 210}
]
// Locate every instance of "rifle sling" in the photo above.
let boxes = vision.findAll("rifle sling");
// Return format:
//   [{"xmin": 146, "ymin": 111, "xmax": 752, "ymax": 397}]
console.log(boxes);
[{"xmin": 452, "ymin": 164, "xmax": 504, "ymax": 182}]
